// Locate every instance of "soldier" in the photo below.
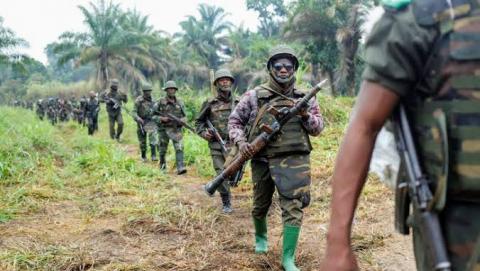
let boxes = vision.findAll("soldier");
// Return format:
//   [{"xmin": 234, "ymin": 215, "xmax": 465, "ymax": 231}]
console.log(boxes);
[
  {"xmin": 195, "ymin": 68, "xmax": 238, "ymax": 214},
  {"xmin": 100, "ymin": 79, "xmax": 128, "ymax": 141},
  {"xmin": 132, "ymin": 83, "xmax": 158, "ymax": 162},
  {"xmin": 153, "ymin": 80, "xmax": 187, "ymax": 175},
  {"xmin": 57, "ymin": 98, "xmax": 71, "ymax": 122},
  {"xmin": 79, "ymin": 95, "xmax": 87, "ymax": 126},
  {"xmin": 46, "ymin": 97, "xmax": 57, "ymax": 125},
  {"xmin": 84, "ymin": 91, "xmax": 100, "ymax": 135},
  {"xmin": 35, "ymin": 99, "xmax": 45, "ymax": 120},
  {"xmin": 320, "ymin": 1, "xmax": 480, "ymax": 271},
  {"xmin": 70, "ymin": 97, "xmax": 80, "ymax": 123},
  {"xmin": 228, "ymin": 45, "xmax": 324, "ymax": 271}
]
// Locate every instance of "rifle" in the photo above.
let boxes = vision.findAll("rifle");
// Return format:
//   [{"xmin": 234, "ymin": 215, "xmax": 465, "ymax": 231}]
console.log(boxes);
[
  {"xmin": 392, "ymin": 104, "xmax": 451, "ymax": 271},
  {"xmin": 206, "ymin": 119, "xmax": 228, "ymax": 156},
  {"xmin": 163, "ymin": 113, "xmax": 196, "ymax": 134},
  {"xmin": 204, "ymin": 79, "xmax": 328, "ymax": 196}
]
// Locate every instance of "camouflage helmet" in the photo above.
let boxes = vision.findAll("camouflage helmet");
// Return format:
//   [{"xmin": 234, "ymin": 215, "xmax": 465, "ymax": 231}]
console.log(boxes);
[
  {"xmin": 89, "ymin": 91, "xmax": 96, "ymax": 98},
  {"xmin": 267, "ymin": 44, "xmax": 299, "ymax": 71},
  {"xmin": 110, "ymin": 78, "xmax": 119, "ymax": 87},
  {"xmin": 214, "ymin": 68, "xmax": 235, "ymax": 85},
  {"xmin": 142, "ymin": 82, "xmax": 153, "ymax": 92},
  {"xmin": 163, "ymin": 80, "xmax": 178, "ymax": 91}
]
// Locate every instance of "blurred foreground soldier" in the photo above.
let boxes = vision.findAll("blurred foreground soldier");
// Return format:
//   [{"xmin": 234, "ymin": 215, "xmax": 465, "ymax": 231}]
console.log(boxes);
[
  {"xmin": 132, "ymin": 83, "xmax": 158, "ymax": 162},
  {"xmin": 100, "ymin": 79, "xmax": 128, "ymax": 141},
  {"xmin": 153, "ymin": 80, "xmax": 187, "ymax": 174},
  {"xmin": 35, "ymin": 99, "xmax": 45, "ymax": 120},
  {"xmin": 229, "ymin": 45, "xmax": 324, "ymax": 271},
  {"xmin": 85, "ymin": 91, "xmax": 100, "ymax": 135},
  {"xmin": 320, "ymin": 1, "xmax": 480, "ymax": 271},
  {"xmin": 195, "ymin": 68, "xmax": 238, "ymax": 214}
]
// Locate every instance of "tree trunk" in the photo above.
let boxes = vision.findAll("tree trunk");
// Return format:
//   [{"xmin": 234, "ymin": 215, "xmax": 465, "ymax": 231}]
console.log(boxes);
[
  {"xmin": 100, "ymin": 50, "xmax": 108, "ymax": 90},
  {"xmin": 311, "ymin": 61, "xmax": 319, "ymax": 86},
  {"xmin": 327, "ymin": 70, "xmax": 336, "ymax": 96}
]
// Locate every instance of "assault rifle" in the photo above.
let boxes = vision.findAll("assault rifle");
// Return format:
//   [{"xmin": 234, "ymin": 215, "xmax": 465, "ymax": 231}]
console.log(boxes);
[
  {"xmin": 162, "ymin": 113, "xmax": 196, "ymax": 134},
  {"xmin": 204, "ymin": 79, "xmax": 328, "ymax": 196},
  {"xmin": 393, "ymin": 104, "xmax": 451, "ymax": 271},
  {"xmin": 206, "ymin": 119, "xmax": 228, "ymax": 156}
]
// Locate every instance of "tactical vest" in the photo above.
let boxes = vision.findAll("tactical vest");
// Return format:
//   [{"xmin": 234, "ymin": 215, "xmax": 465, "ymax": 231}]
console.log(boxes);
[
  {"xmin": 157, "ymin": 98, "xmax": 184, "ymax": 127},
  {"xmin": 251, "ymin": 87, "xmax": 312, "ymax": 158},
  {"xmin": 209, "ymin": 98, "xmax": 236, "ymax": 140},
  {"xmin": 411, "ymin": 0, "xmax": 480, "ymax": 202},
  {"xmin": 135, "ymin": 97, "xmax": 155, "ymax": 120}
]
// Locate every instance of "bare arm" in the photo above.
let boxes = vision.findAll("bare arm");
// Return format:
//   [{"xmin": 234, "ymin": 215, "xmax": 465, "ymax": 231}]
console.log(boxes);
[{"xmin": 320, "ymin": 81, "xmax": 399, "ymax": 270}]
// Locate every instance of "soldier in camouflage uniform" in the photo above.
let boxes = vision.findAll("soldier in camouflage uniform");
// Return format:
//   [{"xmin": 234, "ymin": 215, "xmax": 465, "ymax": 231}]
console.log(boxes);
[
  {"xmin": 35, "ymin": 99, "xmax": 45, "ymax": 120},
  {"xmin": 79, "ymin": 96, "xmax": 87, "ymax": 126},
  {"xmin": 229, "ymin": 45, "xmax": 324, "ymax": 271},
  {"xmin": 195, "ymin": 68, "xmax": 238, "ymax": 214},
  {"xmin": 46, "ymin": 97, "xmax": 58, "ymax": 125},
  {"xmin": 100, "ymin": 79, "xmax": 128, "ymax": 141},
  {"xmin": 153, "ymin": 80, "xmax": 187, "ymax": 175},
  {"xmin": 132, "ymin": 83, "xmax": 158, "ymax": 162},
  {"xmin": 57, "ymin": 98, "xmax": 71, "ymax": 122},
  {"xmin": 84, "ymin": 91, "xmax": 100, "ymax": 136},
  {"xmin": 320, "ymin": 1, "xmax": 480, "ymax": 270}
]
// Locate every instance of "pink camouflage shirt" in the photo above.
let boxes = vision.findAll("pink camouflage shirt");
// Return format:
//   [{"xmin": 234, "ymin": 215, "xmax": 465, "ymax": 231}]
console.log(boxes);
[{"xmin": 228, "ymin": 88, "xmax": 324, "ymax": 145}]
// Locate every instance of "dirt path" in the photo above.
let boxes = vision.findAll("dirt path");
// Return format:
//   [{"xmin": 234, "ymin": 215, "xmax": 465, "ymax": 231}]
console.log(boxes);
[{"xmin": 0, "ymin": 143, "xmax": 415, "ymax": 270}]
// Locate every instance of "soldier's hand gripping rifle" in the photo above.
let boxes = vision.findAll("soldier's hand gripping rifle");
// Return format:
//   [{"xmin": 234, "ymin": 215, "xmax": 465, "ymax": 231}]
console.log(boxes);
[
  {"xmin": 393, "ymin": 104, "xmax": 451, "ymax": 271},
  {"xmin": 204, "ymin": 79, "xmax": 328, "ymax": 196},
  {"xmin": 206, "ymin": 119, "xmax": 228, "ymax": 156},
  {"xmin": 163, "ymin": 113, "xmax": 197, "ymax": 134}
]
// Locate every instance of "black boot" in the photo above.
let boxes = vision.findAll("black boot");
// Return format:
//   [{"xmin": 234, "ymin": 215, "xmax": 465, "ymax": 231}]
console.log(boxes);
[
  {"xmin": 150, "ymin": 145, "xmax": 158, "ymax": 161},
  {"xmin": 220, "ymin": 193, "xmax": 233, "ymax": 214},
  {"xmin": 159, "ymin": 155, "xmax": 166, "ymax": 171},
  {"xmin": 175, "ymin": 151, "xmax": 187, "ymax": 175},
  {"xmin": 141, "ymin": 149, "xmax": 147, "ymax": 162}
]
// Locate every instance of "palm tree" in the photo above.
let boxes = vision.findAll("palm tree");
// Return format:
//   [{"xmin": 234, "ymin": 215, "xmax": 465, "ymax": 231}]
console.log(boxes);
[
  {"xmin": 0, "ymin": 16, "xmax": 29, "ymax": 68},
  {"xmin": 178, "ymin": 4, "xmax": 232, "ymax": 69},
  {"xmin": 52, "ymin": 0, "xmax": 157, "ymax": 90}
]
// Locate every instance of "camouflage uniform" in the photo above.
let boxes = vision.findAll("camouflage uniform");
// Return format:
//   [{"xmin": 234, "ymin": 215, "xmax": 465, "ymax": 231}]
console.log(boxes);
[
  {"xmin": 35, "ymin": 99, "xmax": 45, "ymax": 120},
  {"xmin": 46, "ymin": 98, "xmax": 57, "ymax": 125},
  {"xmin": 100, "ymin": 79, "xmax": 128, "ymax": 140},
  {"xmin": 229, "ymin": 45, "xmax": 324, "ymax": 270},
  {"xmin": 363, "ymin": 1, "xmax": 480, "ymax": 270},
  {"xmin": 132, "ymin": 84, "xmax": 158, "ymax": 161},
  {"xmin": 79, "ymin": 96, "xmax": 87, "ymax": 126},
  {"xmin": 195, "ymin": 69, "xmax": 238, "ymax": 213},
  {"xmin": 84, "ymin": 93, "xmax": 100, "ymax": 135},
  {"xmin": 57, "ymin": 99, "xmax": 71, "ymax": 122},
  {"xmin": 153, "ymin": 81, "xmax": 187, "ymax": 174}
]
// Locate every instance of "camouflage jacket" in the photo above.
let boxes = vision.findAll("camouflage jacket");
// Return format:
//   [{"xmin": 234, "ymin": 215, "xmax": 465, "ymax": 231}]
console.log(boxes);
[
  {"xmin": 132, "ymin": 95, "xmax": 155, "ymax": 121},
  {"xmin": 100, "ymin": 89, "xmax": 128, "ymax": 113},
  {"xmin": 228, "ymin": 86, "xmax": 324, "ymax": 145}
]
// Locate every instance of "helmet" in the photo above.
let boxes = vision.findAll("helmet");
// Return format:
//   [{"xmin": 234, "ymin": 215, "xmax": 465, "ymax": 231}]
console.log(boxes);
[
  {"xmin": 267, "ymin": 44, "xmax": 299, "ymax": 71},
  {"xmin": 142, "ymin": 82, "xmax": 153, "ymax": 91},
  {"xmin": 110, "ymin": 78, "xmax": 119, "ymax": 87},
  {"xmin": 163, "ymin": 80, "xmax": 178, "ymax": 91},
  {"xmin": 89, "ymin": 91, "xmax": 96, "ymax": 98},
  {"xmin": 214, "ymin": 69, "xmax": 235, "ymax": 85}
]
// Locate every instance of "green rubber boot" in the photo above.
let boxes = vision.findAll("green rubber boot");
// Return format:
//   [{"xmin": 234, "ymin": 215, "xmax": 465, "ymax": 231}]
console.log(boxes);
[
  {"xmin": 253, "ymin": 217, "xmax": 268, "ymax": 254},
  {"xmin": 282, "ymin": 225, "xmax": 301, "ymax": 271}
]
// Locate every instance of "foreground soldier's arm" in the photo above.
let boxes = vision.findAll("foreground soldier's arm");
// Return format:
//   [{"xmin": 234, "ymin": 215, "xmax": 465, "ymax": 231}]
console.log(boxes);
[
  {"xmin": 228, "ymin": 90, "xmax": 255, "ymax": 145},
  {"xmin": 320, "ymin": 82, "xmax": 399, "ymax": 270}
]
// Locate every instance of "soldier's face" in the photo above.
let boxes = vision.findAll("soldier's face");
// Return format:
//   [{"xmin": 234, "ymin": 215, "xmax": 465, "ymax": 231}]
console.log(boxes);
[
  {"xmin": 271, "ymin": 58, "xmax": 295, "ymax": 83},
  {"xmin": 143, "ymin": 91, "xmax": 152, "ymax": 99},
  {"xmin": 111, "ymin": 85, "xmax": 118, "ymax": 91},
  {"xmin": 166, "ymin": 88, "xmax": 177, "ymax": 97},
  {"xmin": 217, "ymin": 77, "xmax": 233, "ymax": 92}
]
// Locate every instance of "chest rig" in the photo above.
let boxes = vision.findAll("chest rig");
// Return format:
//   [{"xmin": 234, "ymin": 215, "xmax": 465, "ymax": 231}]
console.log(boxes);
[
  {"xmin": 209, "ymin": 98, "xmax": 236, "ymax": 140},
  {"xmin": 252, "ymin": 87, "xmax": 312, "ymax": 158},
  {"xmin": 157, "ymin": 98, "xmax": 184, "ymax": 127},
  {"xmin": 137, "ymin": 97, "xmax": 155, "ymax": 120},
  {"xmin": 411, "ymin": 0, "xmax": 480, "ymax": 201}
]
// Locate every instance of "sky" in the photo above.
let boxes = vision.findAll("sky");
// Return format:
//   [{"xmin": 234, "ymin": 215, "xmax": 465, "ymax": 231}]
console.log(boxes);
[
  {"xmin": 0, "ymin": 0, "xmax": 261, "ymax": 64},
  {"xmin": 0, "ymin": 0, "xmax": 383, "ymax": 65}
]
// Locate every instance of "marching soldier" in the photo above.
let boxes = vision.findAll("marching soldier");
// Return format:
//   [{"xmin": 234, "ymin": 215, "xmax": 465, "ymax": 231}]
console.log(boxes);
[
  {"xmin": 153, "ymin": 80, "xmax": 187, "ymax": 175},
  {"xmin": 100, "ymin": 79, "xmax": 128, "ymax": 141},
  {"xmin": 132, "ymin": 83, "xmax": 158, "ymax": 162},
  {"xmin": 228, "ymin": 45, "xmax": 324, "ymax": 271},
  {"xmin": 195, "ymin": 68, "xmax": 238, "ymax": 214},
  {"xmin": 84, "ymin": 91, "xmax": 100, "ymax": 136}
]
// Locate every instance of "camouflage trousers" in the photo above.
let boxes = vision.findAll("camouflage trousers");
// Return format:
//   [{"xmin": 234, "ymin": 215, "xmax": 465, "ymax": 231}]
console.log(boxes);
[
  {"xmin": 413, "ymin": 200, "xmax": 480, "ymax": 271},
  {"xmin": 86, "ymin": 115, "xmax": 98, "ymax": 135},
  {"xmin": 108, "ymin": 112, "xmax": 123, "ymax": 139},
  {"xmin": 210, "ymin": 153, "xmax": 230, "ymax": 196},
  {"xmin": 137, "ymin": 123, "xmax": 158, "ymax": 152},
  {"xmin": 251, "ymin": 154, "xmax": 311, "ymax": 227},
  {"xmin": 158, "ymin": 127, "xmax": 183, "ymax": 155}
]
